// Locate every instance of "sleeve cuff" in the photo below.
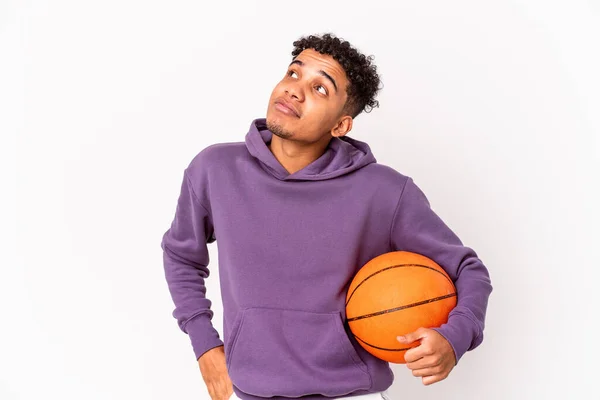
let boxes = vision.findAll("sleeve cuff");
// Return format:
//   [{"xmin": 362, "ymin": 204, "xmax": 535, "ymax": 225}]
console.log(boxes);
[
  {"xmin": 432, "ymin": 312, "xmax": 481, "ymax": 364},
  {"xmin": 182, "ymin": 313, "xmax": 224, "ymax": 360}
]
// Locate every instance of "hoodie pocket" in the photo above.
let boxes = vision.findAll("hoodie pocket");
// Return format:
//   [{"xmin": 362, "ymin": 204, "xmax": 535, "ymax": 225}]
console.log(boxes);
[{"xmin": 226, "ymin": 307, "xmax": 372, "ymax": 398}]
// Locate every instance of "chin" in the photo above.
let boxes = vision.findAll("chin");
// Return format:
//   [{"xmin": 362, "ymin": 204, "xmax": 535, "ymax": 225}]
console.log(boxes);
[{"xmin": 266, "ymin": 116, "xmax": 294, "ymax": 140}]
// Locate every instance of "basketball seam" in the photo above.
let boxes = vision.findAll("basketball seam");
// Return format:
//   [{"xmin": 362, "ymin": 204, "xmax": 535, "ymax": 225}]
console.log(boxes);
[
  {"xmin": 353, "ymin": 334, "xmax": 413, "ymax": 352},
  {"xmin": 345, "ymin": 264, "xmax": 454, "ymax": 307},
  {"xmin": 346, "ymin": 292, "xmax": 457, "ymax": 322}
]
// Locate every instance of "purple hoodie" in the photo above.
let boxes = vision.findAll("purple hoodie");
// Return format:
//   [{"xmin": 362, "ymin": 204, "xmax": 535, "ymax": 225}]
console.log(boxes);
[{"xmin": 161, "ymin": 118, "xmax": 492, "ymax": 399}]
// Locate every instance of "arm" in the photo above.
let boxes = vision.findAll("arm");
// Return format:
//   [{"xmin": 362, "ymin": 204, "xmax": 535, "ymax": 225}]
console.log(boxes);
[
  {"xmin": 161, "ymin": 168, "xmax": 223, "ymax": 361},
  {"xmin": 390, "ymin": 177, "xmax": 493, "ymax": 364}
]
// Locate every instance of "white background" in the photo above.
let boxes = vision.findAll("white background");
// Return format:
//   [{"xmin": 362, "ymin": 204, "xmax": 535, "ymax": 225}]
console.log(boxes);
[{"xmin": 3, "ymin": 1, "xmax": 599, "ymax": 399}]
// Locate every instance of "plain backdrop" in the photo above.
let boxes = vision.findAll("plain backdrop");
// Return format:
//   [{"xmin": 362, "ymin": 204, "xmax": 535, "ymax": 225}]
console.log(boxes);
[{"xmin": 3, "ymin": 1, "xmax": 599, "ymax": 399}]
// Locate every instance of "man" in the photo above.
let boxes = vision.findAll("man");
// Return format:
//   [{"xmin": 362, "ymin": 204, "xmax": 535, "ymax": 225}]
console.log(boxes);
[{"xmin": 161, "ymin": 33, "xmax": 492, "ymax": 400}]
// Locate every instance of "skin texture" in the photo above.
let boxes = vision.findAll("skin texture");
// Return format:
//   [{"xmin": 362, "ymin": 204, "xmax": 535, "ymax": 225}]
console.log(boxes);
[
  {"xmin": 198, "ymin": 345, "xmax": 233, "ymax": 400},
  {"xmin": 398, "ymin": 328, "xmax": 457, "ymax": 385}
]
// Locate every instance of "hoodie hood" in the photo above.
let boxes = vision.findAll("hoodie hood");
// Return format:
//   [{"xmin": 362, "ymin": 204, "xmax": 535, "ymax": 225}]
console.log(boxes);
[{"xmin": 245, "ymin": 118, "xmax": 376, "ymax": 181}]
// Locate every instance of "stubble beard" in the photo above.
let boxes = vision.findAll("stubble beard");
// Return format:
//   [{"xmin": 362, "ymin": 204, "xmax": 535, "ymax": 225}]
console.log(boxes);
[{"xmin": 266, "ymin": 119, "xmax": 294, "ymax": 140}]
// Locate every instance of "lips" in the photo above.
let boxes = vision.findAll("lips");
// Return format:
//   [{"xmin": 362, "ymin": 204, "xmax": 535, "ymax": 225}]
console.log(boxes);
[{"xmin": 274, "ymin": 99, "xmax": 300, "ymax": 117}]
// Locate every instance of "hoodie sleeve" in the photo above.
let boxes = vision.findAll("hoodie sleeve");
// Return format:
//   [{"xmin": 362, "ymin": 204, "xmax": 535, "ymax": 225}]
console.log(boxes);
[
  {"xmin": 390, "ymin": 177, "xmax": 493, "ymax": 363},
  {"xmin": 161, "ymin": 168, "xmax": 223, "ymax": 361}
]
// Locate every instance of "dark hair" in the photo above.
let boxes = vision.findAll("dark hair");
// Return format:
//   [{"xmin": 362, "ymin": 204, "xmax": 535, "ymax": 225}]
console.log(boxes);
[{"xmin": 291, "ymin": 33, "xmax": 382, "ymax": 118}]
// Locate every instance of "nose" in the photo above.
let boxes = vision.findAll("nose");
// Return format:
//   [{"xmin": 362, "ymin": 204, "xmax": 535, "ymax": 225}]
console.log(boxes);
[{"xmin": 285, "ymin": 80, "xmax": 304, "ymax": 102}]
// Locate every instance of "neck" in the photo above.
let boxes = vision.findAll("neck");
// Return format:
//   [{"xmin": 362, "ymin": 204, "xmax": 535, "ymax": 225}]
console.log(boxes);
[{"xmin": 268, "ymin": 134, "xmax": 332, "ymax": 175}]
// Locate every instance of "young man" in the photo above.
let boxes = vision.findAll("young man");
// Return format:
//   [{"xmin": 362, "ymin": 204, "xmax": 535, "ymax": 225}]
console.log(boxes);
[{"xmin": 161, "ymin": 33, "xmax": 492, "ymax": 400}]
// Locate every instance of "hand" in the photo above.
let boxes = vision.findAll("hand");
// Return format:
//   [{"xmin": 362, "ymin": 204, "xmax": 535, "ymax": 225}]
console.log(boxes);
[
  {"xmin": 198, "ymin": 345, "xmax": 234, "ymax": 400},
  {"xmin": 397, "ymin": 327, "xmax": 456, "ymax": 385}
]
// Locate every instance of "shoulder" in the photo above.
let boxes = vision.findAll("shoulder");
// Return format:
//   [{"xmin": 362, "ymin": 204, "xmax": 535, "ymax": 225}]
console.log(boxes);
[
  {"xmin": 359, "ymin": 162, "xmax": 436, "ymax": 209},
  {"xmin": 185, "ymin": 141, "xmax": 247, "ymax": 178},
  {"xmin": 181, "ymin": 142, "xmax": 247, "ymax": 204},
  {"xmin": 188, "ymin": 141, "xmax": 246, "ymax": 169},
  {"xmin": 361, "ymin": 162, "xmax": 412, "ymax": 190}
]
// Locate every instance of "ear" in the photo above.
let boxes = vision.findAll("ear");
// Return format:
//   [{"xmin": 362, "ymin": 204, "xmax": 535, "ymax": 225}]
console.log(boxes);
[{"xmin": 331, "ymin": 115, "xmax": 353, "ymax": 137}]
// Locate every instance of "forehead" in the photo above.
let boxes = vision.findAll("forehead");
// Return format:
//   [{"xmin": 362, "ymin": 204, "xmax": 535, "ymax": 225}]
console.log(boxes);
[{"xmin": 293, "ymin": 49, "xmax": 348, "ymax": 84}]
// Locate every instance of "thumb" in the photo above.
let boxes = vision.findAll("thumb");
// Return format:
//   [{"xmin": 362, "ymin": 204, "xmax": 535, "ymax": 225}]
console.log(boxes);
[{"xmin": 397, "ymin": 327, "xmax": 429, "ymax": 344}]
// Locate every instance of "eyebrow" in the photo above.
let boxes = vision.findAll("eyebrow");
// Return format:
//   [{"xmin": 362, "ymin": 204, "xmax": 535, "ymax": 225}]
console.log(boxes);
[{"xmin": 289, "ymin": 59, "xmax": 338, "ymax": 93}]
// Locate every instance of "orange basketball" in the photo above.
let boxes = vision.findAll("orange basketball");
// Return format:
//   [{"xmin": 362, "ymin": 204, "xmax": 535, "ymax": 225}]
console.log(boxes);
[{"xmin": 345, "ymin": 251, "xmax": 457, "ymax": 364}]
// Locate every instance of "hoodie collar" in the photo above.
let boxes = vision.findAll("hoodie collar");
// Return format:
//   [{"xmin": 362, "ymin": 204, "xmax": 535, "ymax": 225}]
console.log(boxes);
[{"xmin": 245, "ymin": 118, "xmax": 376, "ymax": 181}]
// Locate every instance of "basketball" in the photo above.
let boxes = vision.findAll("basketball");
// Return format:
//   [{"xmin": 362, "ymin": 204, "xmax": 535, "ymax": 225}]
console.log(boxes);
[{"xmin": 345, "ymin": 251, "xmax": 457, "ymax": 364}]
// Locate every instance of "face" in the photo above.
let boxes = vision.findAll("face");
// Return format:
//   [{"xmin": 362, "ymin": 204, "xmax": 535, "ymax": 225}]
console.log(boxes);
[{"xmin": 266, "ymin": 49, "xmax": 353, "ymax": 144}]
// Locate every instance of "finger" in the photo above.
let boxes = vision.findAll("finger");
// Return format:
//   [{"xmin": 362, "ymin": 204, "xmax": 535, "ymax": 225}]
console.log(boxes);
[
  {"xmin": 397, "ymin": 327, "xmax": 430, "ymax": 345},
  {"xmin": 422, "ymin": 373, "xmax": 448, "ymax": 386},
  {"xmin": 403, "ymin": 342, "xmax": 435, "ymax": 363},
  {"xmin": 410, "ymin": 365, "xmax": 444, "ymax": 378},
  {"xmin": 406, "ymin": 356, "xmax": 440, "ymax": 370}
]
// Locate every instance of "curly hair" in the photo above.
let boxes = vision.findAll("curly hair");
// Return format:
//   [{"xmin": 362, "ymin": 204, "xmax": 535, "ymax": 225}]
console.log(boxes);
[{"xmin": 291, "ymin": 33, "xmax": 382, "ymax": 118}]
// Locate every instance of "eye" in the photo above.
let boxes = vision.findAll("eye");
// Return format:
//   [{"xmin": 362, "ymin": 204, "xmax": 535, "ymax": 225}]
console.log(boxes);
[
  {"xmin": 288, "ymin": 70, "xmax": 298, "ymax": 78},
  {"xmin": 315, "ymin": 85, "xmax": 327, "ymax": 95}
]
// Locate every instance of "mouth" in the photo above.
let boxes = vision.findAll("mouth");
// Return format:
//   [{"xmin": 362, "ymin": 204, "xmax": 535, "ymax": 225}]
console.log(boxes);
[{"xmin": 274, "ymin": 100, "xmax": 300, "ymax": 118}]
